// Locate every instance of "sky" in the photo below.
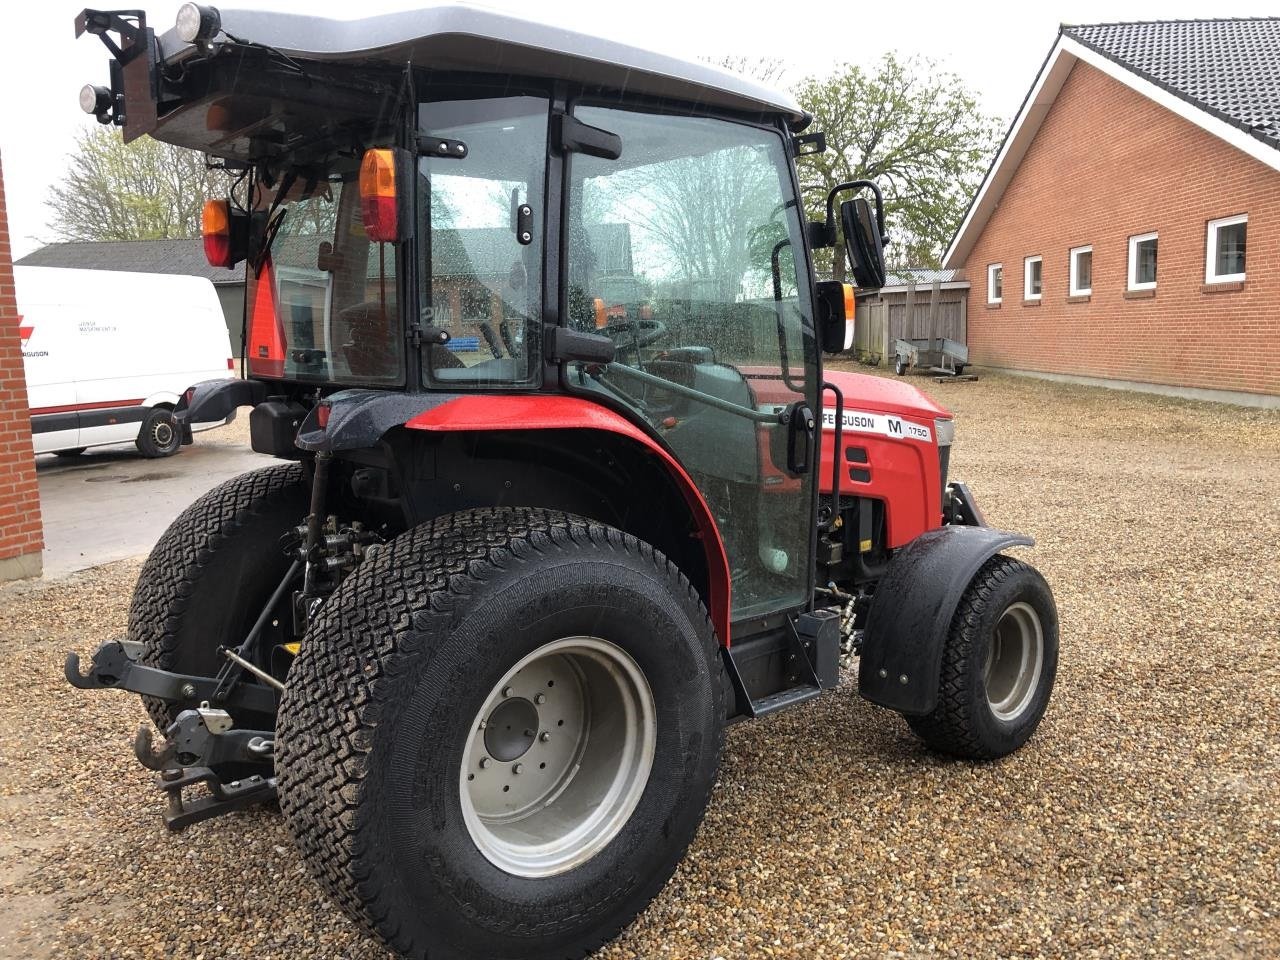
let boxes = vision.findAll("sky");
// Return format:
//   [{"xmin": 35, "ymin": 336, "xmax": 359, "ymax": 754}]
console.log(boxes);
[{"xmin": 1, "ymin": 0, "xmax": 1276, "ymax": 258}]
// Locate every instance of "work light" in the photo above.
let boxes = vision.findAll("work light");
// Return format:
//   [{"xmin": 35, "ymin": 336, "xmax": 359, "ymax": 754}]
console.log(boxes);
[
  {"xmin": 175, "ymin": 3, "xmax": 221, "ymax": 43},
  {"xmin": 78, "ymin": 84, "xmax": 111, "ymax": 116}
]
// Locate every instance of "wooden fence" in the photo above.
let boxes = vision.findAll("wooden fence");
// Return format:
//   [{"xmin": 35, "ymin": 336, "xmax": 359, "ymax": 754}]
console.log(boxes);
[{"xmin": 854, "ymin": 280, "xmax": 968, "ymax": 364}]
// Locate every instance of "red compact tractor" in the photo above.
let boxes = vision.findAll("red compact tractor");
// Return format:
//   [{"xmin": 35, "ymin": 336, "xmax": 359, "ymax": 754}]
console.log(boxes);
[{"xmin": 66, "ymin": 6, "xmax": 1059, "ymax": 958}]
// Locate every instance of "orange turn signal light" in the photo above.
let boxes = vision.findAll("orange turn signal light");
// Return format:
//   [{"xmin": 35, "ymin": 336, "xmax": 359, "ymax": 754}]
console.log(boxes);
[
  {"xmin": 360, "ymin": 148, "xmax": 401, "ymax": 243},
  {"xmin": 202, "ymin": 199, "xmax": 233, "ymax": 267}
]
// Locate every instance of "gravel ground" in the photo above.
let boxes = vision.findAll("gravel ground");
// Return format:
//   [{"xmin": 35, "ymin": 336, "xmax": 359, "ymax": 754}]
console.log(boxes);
[{"xmin": 2, "ymin": 368, "xmax": 1278, "ymax": 959}]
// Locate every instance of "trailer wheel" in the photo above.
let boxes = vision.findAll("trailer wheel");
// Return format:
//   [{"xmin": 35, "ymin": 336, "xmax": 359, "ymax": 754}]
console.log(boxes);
[
  {"xmin": 276, "ymin": 508, "xmax": 724, "ymax": 960},
  {"xmin": 906, "ymin": 555, "xmax": 1057, "ymax": 759},
  {"xmin": 128, "ymin": 463, "xmax": 307, "ymax": 733},
  {"xmin": 136, "ymin": 407, "xmax": 182, "ymax": 458},
  {"xmin": 894, "ymin": 358, "xmax": 907, "ymax": 376}
]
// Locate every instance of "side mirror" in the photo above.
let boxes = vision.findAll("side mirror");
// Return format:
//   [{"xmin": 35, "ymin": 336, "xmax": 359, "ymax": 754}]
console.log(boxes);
[
  {"xmin": 359, "ymin": 147, "xmax": 415, "ymax": 243},
  {"xmin": 840, "ymin": 197, "xmax": 887, "ymax": 290},
  {"xmin": 814, "ymin": 280, "xmax": 855, "ymax": 354}
]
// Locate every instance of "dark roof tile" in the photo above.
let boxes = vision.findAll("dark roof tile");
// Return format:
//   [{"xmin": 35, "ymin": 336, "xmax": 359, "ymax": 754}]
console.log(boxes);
[
  {"xmin": 15, "ymin": 238, "xmax": 242, "ymax": 284},
  {"xmin": 1064, "ymin": 18, "xmax": 1280, "ymax": 149}
]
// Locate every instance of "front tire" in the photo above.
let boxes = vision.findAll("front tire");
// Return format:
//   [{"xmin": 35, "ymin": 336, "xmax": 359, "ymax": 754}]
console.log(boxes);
[
  {"xmin": 136, "ymin": 406, "xmax": 182, "ymax": 458},
  {"xmin": 906, "ymin": 555, "xmax": 1058, "ymax": 759},
  {"xmin": 276, "ymin": 508, "xmax": 724, "ymax": 960}
]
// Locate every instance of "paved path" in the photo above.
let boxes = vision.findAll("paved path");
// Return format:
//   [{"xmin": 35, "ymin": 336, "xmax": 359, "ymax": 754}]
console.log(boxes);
[{"xmin": 34, "ymin": 428, "xmax": 275, "ymax": 578}]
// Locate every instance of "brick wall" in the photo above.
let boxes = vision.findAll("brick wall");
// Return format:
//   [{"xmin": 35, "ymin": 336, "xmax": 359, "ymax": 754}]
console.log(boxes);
[
  {"xmin": 0, "ymin": 150, "xmax": 44, "ymax": 579},
  {"xmin": 961, "ymin": 61, "xmax": 1280, "ymax": 398}
]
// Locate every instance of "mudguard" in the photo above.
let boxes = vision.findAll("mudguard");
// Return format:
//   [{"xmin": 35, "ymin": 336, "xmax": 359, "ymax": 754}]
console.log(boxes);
[
  {"xmin": 858, "ymin": 525, "xmax": 1034, "ymax": 715},
  {"xmin": 174, "ymin": 378, "xmax": 268, "ymax": 441}
]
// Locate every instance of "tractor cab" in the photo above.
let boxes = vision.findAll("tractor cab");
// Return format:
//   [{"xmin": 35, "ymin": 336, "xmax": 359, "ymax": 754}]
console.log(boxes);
[{"xmin": 67, "ymin": 8, "xmax": 1059, "ymax": 960}]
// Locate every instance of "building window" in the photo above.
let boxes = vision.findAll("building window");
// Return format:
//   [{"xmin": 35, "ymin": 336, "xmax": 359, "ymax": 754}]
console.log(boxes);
[
  {"xmin": 1024, "ymin": 255, "xmax": 1042, "ymax": 300},
  {"xmin": 1205, "ymin": 214, "xmax": 1247, "ymax": 283},
  {"xmin": 1128, "ymin": 232, "xmax": 1158, "ymax": 290},
  {"xmin": 1069, "ymin": 245, "xmax": 1092, "ymax": 296},
  {"xmin": 987, "ymin": 263, "xmax": 1002, "ymax": 304}
]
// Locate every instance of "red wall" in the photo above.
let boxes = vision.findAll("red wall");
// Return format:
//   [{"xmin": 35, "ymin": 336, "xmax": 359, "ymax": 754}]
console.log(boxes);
[
  {"xmin": 961, "ymin": 60, "xmax": 1280, "ymax": 398},
  {"xmin": 0, "ymin": 150, "xmax": 44, "ymax": 575}
]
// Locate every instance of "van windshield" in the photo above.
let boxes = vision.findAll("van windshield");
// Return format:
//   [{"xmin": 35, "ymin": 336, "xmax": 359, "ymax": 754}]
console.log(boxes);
[{"xmin": 244, "ymin": 172, "xmax": 405, "ymax": 385}]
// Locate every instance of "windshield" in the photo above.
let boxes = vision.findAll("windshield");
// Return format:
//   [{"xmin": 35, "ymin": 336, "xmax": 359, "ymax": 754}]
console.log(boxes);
[
  {"xmin": 244, "ymin": 169, "xmax": 405, "ymax": 385},
  {"xmin": 417, "ymin": 94, "xmax": 548, "ymax": 387}
]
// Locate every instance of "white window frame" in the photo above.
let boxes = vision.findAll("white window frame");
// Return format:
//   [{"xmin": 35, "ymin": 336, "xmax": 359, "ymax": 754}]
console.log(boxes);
[
  {"xmin": 1069, "ymin": 245, "xmax": 1092, "ymax": 296},
  {"xmin": 1023, "ymin": 255, "xmax": 1042, "ymax": 301},
  {"xmin": 1205, "ymin": 214, "xmax": 1247, "ymax": 284},
  {"xmin": 1128, "ymin": 232, "xmax": 1158, "ymax": 291},
  {"xmin": 987, "ymin": 263, "xmax": 1002, "ymax": 304}
]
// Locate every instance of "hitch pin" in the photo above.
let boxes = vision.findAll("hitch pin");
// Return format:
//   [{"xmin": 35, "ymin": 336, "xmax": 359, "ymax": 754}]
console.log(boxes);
[{"xmin": 221, "ymin": 648, "xmax": 286, "ymax": 693}]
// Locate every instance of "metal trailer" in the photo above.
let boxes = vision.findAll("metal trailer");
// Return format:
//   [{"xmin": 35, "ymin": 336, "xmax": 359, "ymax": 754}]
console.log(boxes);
[{"xmin": 893, "ymin": 336, "xmax": 969, "ymax": 377}]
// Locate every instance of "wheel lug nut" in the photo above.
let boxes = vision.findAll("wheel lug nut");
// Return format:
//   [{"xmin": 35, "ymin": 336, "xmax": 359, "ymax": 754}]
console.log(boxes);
[
  {"xmin": 479, "ymin": 757, "xmax": 490, "ymax": 769},
  {"xmin": 534, "ymin": 693, "xmax": 546, "ymax": 704},
  {"xmin": 540, "ymin": 732, "xmax": 551, "ymax": 742},
  {"xmin": 513, "ymin": 763, "xmax": 524, "ymax": 774},
  {"xmin": 502, "ymin": 686, "xmax": 513, "ymax": 698}
]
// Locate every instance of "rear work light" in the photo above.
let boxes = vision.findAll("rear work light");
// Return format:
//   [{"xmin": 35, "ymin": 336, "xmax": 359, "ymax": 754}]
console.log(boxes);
[
  {"xmin": 360, "ymin": 148, "xmax": 409, "ymax": 243},
  {"xmin": 202, "ymin": 198, "xmax": 248, "ymax": 268}
]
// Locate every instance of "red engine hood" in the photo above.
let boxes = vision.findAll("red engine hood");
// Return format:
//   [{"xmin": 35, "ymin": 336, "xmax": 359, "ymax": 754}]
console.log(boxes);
[{"xmin": 748, "ymin": 368, "xmax": 952, "ymax": 421}]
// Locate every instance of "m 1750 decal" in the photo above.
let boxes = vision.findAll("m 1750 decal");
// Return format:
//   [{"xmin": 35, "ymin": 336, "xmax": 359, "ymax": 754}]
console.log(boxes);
[{"xmin": 822, "ymin": 408, "xmax": 933, "ymax": 443}]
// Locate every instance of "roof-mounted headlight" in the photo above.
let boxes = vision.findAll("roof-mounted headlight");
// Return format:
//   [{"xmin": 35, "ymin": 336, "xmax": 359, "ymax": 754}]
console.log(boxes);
[
  {"xmin": 78, "ymin": 83, "xmax": 112, "ymax": 116},
  {"xmin": 175, "ymin": 3, "xmax": 221, "ymax": 43},
  {"xmin": 934, "ymin": 417, "xmax": 955, "ymax": 447}
]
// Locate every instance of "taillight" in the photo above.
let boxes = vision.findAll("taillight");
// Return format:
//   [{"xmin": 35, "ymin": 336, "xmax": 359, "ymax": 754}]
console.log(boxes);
[
  {"xmin": 316, "ymin": 403, "xmax": 331, "ymax": 429},
  {"xmin": 226, "ymin": 358, "xmax": 235, "ymax": 370},
  {"xmin": 202, "ymin": 199, "xmax": 232, "ymax": 267},
  {"xmin": 359, "ymin": 148, "xmax": 400, "ymax": 242}
]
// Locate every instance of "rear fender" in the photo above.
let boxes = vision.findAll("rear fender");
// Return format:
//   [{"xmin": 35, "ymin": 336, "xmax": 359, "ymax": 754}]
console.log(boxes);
[
  {"xmin": 294, "ymin": 392, "xmax": 733, "ymax": 646},
  {"xmin": 176, "ymin": 378, "xmax": 268, "ymax": 433},
  {"xmin": 858, "ymin": 525, "xmax": 1033, "ymax": 715}
]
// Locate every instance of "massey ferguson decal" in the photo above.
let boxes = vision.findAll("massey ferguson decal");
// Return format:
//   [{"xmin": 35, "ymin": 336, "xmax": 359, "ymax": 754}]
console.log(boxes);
[
  {"xmin": 17, "ymin": 318, "xmax": 46, "ymax": 358},
  {"xmin": 822, "ymin": 408, "xmax": 933, "ymax": 443}
]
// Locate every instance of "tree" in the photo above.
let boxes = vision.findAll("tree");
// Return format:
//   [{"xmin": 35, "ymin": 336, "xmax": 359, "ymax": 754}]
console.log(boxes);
[
  {"xmin": 793, "ymin": 54, "xmax": 1000, "ymax": 273},
  {"xmin": 47, "ymin": 127, "xmax": 230, "ymax": 242}
]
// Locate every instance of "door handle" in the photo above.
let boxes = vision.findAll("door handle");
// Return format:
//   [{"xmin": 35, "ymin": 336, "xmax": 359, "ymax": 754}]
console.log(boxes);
[{"xmin": 785, "ymin": 401, "xmax": 815, "ymax": 474}]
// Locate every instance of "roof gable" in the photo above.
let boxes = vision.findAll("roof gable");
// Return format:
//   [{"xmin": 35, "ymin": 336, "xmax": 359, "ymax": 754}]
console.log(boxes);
[{"xmin": 945, "ymin": 18, "xmax": 1280, "ymax": 269}]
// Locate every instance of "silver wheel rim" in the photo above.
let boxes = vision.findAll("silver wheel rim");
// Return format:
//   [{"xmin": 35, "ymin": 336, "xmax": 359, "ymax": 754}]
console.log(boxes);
[
  {"xmin": 152, "ymin": 420, "xmax": 175, "ymax": 447},
  {"xmin": 983, "ymin": 601, "xmax": 1044, "ymax": 722},
  {"xmin": 459, "ymin": 636, "xmax": 656, "ymax": 878}
]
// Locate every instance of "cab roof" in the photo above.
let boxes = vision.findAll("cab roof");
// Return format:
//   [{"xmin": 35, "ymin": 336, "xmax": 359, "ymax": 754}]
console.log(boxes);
[{"xmin": 174, "ymin": 4, "xmax": 808, "ymax": 128}]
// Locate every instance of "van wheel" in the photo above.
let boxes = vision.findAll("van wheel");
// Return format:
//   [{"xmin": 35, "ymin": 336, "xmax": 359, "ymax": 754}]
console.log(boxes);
[
  {"xmin": 276, "ymin": 508, "xmax": 725, "ymax": 960},
  {"xmin": 53, "ymin": 448, "xmax": 86, "ymax": 458},
  {"xmin": 136, "ymin": 407, "xmax": 182, "ymax": 458}
]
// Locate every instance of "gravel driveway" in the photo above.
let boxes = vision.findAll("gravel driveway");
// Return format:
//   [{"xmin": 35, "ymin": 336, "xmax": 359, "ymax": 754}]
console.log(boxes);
[{"xmin": 2, "ymin": 369, "xmax": 1278, "ymax": 958}]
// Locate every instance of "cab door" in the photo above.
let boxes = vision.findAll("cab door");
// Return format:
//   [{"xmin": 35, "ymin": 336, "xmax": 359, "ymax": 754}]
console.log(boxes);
[{"xmin": 563, "ymin": 105, "xmax": 819, "ymax": 621}]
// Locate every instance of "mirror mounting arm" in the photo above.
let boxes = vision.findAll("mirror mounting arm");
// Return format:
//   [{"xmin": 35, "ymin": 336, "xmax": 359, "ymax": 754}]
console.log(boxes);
[{"xmin": 824, "ymin": 179, "xmax": 888, "ymax": 245}]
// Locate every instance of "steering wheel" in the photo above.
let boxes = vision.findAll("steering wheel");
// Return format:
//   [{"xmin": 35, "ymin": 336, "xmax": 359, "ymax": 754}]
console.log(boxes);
[{"xmin": 599, "ymin": 317, "xmax": 669, "ymax": 356}]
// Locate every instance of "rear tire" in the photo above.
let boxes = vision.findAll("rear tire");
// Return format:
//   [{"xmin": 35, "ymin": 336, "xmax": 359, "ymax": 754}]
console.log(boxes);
[
  {"xmin": 905, "ymin": 555, "xmax": 1058, "ymax": 759},
  {"xmin": 136, "ymin": 406, "xmax": 182, "ymax": 458},
  {"xmin": 276, "ymin": 508, "xmax": 724, "ymax": 960},
  {"xmin": 128, "ymin": 463, "xmax": 307, "ymax": 734}
]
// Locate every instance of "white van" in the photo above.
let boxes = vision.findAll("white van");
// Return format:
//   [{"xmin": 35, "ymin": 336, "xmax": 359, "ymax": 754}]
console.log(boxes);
[{"xmin": 16, "ymin": 265, "xmax": 235, "ymax": 458}]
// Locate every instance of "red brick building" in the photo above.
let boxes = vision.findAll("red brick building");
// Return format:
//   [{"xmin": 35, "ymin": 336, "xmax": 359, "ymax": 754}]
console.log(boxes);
[
  {"xmin": 0, "ymin": 151, "xmax": 44, "ymax": 580},
  {"xmin": 945, "ymin": 19, "xmax": 1280, "ymax": 405}
]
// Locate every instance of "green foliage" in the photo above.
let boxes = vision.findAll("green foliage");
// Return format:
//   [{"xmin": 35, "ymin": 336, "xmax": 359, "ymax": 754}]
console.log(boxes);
[
  {"xmin": 793, "ymin": 54, "xmax": 1000, "ymax": 273},
  {"xmin": 47, "ymin": 127, "xmax": 230, "ymax": 242}
]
